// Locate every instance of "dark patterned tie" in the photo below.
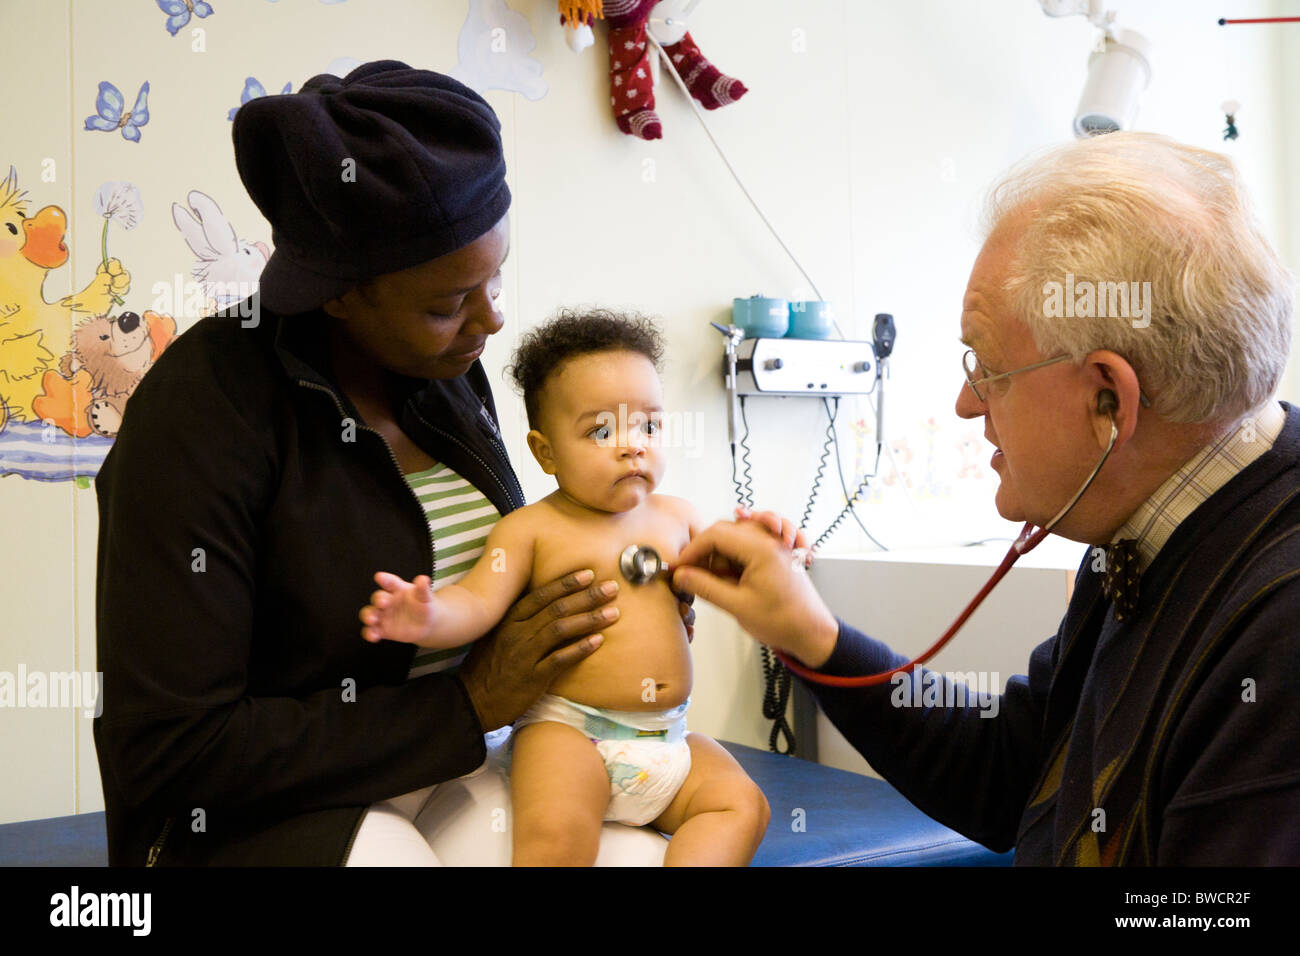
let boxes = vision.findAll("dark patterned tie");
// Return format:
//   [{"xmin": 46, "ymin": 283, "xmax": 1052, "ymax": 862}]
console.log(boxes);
[{"xmin": 1102, "ymin": 538, "xmax": 1141, "ymax": 622}]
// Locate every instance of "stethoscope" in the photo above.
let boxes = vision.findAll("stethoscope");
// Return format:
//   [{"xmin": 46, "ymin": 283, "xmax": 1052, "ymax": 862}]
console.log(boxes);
[{"xmin": 620, "ymin": 391, "xmax": 1122, "ymax": 688}]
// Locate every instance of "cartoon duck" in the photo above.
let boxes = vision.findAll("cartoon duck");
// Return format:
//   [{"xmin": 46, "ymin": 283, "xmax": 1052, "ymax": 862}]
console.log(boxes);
[{"xmin": 0, "ymin": 166, "xmax": 129, "ymax": 432}]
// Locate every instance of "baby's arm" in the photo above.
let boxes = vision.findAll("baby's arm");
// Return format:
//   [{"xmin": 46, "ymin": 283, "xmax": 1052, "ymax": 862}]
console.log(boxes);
[
  {"xmin": 658, "ymin": 494, "xmax": 705, "ymax": 548},
  {"xmin": 360, "ymin": 508, "xmax": 537, "ymax": 647}
]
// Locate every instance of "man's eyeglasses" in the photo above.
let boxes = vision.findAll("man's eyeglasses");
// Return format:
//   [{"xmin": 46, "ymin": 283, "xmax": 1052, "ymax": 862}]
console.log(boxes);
[
  {"xmin": 961, "ymin": 349, "xmax": 1152, "ymax": 407},
  {"xmin": 961, "ymin": 350, "xmax": 1068, "ymax": 403}
]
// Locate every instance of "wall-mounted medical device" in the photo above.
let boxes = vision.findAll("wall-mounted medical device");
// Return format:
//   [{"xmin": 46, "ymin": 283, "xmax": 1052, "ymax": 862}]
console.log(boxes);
[
  {"xmin": 732, "ymin": 337, "xmax": 876, "ymax": 397},
  {"xmin": 711, "ymin": 314, "xmax": 897, "ymax": 756}
]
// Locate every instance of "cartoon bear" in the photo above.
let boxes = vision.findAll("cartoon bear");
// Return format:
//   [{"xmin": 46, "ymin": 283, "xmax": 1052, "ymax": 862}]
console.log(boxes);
[{"xmin": 38, "ymin": 309, "xmax": 176, "ymax": 438}]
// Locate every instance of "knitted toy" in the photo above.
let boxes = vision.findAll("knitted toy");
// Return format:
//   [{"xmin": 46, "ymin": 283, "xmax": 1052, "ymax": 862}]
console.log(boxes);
[{"xmin": 560, "ymin": 0, "xmax": 748, "ymax": 140}]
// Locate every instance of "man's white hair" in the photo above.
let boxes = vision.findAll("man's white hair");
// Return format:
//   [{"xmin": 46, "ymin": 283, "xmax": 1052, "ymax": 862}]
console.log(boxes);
[{"xmin": 982, "ymin": 131, "xmax": 1293, "ymax": 425}]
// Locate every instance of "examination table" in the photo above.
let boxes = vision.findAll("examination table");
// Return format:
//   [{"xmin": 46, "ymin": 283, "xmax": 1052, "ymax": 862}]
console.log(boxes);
[{"xmin": 0, "ymin": 741, "xmax": 1011, "ymax": 866}]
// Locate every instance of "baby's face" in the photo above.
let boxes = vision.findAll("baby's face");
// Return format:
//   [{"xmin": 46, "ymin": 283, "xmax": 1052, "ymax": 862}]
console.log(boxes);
[{"xmin": 529, "ymin": 349, "xmax": 666, "ymax": 514}]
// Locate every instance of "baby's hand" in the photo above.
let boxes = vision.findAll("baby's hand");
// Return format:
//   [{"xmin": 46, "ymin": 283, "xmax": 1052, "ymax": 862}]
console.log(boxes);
[
  {"xmin": 734, "ymin": 506, "xmax": 813, "ymax": 567},
  {"xmin": 360, "ymin": 572, "xmax": 438, "ymax": 645}
]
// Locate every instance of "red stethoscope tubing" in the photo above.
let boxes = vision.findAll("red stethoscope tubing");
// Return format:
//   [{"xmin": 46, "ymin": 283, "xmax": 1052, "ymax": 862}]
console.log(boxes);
[
  {"xmin": 773, "ymin": 521, "xmax": 1049, "ymax": 687},
  {"xmin": 775, "ymin": 413, "xmax": 1119, "ymax": 687}
]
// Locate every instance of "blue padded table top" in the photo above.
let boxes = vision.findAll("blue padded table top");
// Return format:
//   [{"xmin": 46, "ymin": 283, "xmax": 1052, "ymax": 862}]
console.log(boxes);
[
  {"xmin": 722, "ymin": 742, "xmax": 1012, "ymax": 866},
  {"xmin": 0, "ymin": 809, "xmax": 109, "ymax": 867},
  {"xmin": 0, "ymin": 741, "xmax": 1011, "ymax": 867}
]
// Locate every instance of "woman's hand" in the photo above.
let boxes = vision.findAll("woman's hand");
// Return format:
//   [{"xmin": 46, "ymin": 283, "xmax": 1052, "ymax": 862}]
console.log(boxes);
[
  {"xmin": 456, "ymin": 569, "xmax": 617, "ymax": 732},
  {"xmin": 670, "ymin": 520, "xmax": 838, "ymax": 669},
  {"xmin": 676, "ymin": 591, "xmax": 695, "ymax": 643}
]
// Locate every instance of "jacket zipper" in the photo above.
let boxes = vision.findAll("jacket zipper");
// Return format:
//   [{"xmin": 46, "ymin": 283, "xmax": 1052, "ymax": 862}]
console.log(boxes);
[
  {"xmin": 296, "ymin": 380, "xmax": 435, "ymax": 578},
  {"xmin": 291, "ymin": 380, "xmax": 515, "ymax": 865},
  {"xmin": 297, "ymin": 380, "xmax": 504, "ymax": 867},
  {"xmin": 145, "ymin": 816, "xmax": 174, "ymax": 867},
  {"xmin": 409, "ymin": 403, "xmax": 524, "ymax": 509},
  {"xmin": 484, "ymin": 421, "xmax": 526, "ymax": 506},
  {"xmin": 340, "ymin": 807, "xmax": 366, "ymax": 867}
]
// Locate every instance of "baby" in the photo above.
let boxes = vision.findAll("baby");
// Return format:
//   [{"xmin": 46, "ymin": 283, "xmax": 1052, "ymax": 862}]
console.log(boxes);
[{"xmin": 360, "ymin": 309, "xmax": 769, "ymax": 866}]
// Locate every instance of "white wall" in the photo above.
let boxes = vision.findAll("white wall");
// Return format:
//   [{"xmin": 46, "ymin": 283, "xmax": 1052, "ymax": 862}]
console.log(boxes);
[{"xmin": 0, "ymin": 0, "xmax": 1294, "ymax": 824}]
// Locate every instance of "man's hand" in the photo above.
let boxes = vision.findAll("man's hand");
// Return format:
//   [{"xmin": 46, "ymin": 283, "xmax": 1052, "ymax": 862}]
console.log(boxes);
[
  {"xmin": 671, "ymin": 521, "xmax": 838, "ymax": 669},
  {"xmin": 666, "ymin": 506, "xmax": 804, "ymax": 643},
  {"xmin": 456, "ymin": 569, "xmax": 617, "ymax": 732}
]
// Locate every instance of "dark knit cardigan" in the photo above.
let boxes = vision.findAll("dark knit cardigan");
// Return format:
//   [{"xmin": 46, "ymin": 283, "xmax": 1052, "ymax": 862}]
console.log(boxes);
[{"xmin": 808, "ymin": 402, "xmax": 1300, "ymax": 865}]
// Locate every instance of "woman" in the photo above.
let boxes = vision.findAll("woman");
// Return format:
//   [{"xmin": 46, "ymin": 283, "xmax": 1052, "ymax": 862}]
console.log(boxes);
[
  {"xmin": 94, "ymin": 61, "xmax": 792, "ymax": 866},
  {"xmin": 94, "ymin": 62, "xmax": 625, "ymax": 866}
]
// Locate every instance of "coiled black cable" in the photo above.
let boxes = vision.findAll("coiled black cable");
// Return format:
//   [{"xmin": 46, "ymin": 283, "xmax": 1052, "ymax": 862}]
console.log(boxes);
[
  {"xmin": 761, "ymin": 645, "xmax": 796, "ymax": 754},
  {"xmin": 812, "ymin": 396, "xmax": 888, "ymax": 553},
  {"xmin": 798, "ymin": 397, "xmax": 838, "ymax": 533},
  {"xmin": 729, "ymin": 395, "xmax": 792, "ymax": 753},
  {"xmin": 736, "ymin": 395, "xmax": 755, "ymax": 510},
  {"xmin": 813, "ymin": 464, "xmax": 876, "ymax": 553},
  {"xmin": 730, "ymin": 443, "xmax": 747, "ymax": 509}
]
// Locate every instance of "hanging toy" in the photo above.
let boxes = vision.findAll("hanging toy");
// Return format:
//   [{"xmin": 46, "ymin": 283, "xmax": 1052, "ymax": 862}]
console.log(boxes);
[
  {"xmin": 1221, "ymin": 99, "xmax": 1240, "ymax": 141},
  {"xmin": 559, "ymin": 0, "xmax": 600, "ymax": 53},
  {"xmin": 562, "ymin": 0, "xmax": 748, "ymax": 140}
]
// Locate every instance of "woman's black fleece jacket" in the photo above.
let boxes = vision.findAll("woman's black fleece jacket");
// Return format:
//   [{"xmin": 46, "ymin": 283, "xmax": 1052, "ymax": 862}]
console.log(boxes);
[{"xmin": 93, "ymin": 298, "xmax": 526, "ymax": 865}]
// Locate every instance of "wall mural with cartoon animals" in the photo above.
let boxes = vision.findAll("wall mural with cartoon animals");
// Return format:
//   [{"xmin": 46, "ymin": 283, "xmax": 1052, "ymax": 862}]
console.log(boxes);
[
  {"xmin": 0, "ymin": 0, "xmax": 551, "ymax": 487},
  {"xmin": 0, "ymin": 166, "xmax": 274, "ymax": 483},
  {"xmin": 0, "ymin": 167, "xmax": 167, "ymax": 483}
]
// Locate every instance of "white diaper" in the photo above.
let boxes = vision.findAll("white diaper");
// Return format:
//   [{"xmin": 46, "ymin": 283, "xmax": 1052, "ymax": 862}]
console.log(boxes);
[{"xmin": 513, "ymin": 694, "xmax": 692, "ymax": 827}]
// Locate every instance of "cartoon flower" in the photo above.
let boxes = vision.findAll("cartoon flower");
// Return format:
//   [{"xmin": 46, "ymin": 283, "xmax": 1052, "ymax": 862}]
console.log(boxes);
[
  {"xmin": 95, "ymin": 181, "xmax": 143, "ymax": 230},
  {"xmin": 94, "ymin": 181, "xmax": 143, "ymax": 306}
]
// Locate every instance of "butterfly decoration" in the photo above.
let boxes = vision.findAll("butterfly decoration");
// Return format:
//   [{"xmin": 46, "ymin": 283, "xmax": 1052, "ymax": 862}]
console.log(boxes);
[
  {"xmin": 84, "ymin": 81, "xmax": 151, "ymax": 143},
  {"xmin": 157, "ymin": 0, "xmax": 215, "ymax": 37},
  {"xmin": 227, "ymin": 78, "xmax": 294, "ymax": 121}
]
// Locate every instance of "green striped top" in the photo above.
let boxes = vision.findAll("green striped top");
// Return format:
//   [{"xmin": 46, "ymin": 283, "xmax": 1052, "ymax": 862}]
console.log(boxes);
[{"xmin": 401, "ymin": 461, "xmax": 501, "ymax": 679}]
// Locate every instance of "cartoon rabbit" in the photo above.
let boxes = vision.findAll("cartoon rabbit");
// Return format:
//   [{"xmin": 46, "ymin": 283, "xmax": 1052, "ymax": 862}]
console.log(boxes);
[{"xmin": 171, "ymin": 190, "xmax": 270, "ymax": 311}]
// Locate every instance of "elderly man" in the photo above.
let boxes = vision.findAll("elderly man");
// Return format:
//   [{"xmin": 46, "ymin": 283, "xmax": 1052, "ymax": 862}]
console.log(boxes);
[{"xmin": 672, "ymin": 132, "xmax": 1299, "ymax": 865}]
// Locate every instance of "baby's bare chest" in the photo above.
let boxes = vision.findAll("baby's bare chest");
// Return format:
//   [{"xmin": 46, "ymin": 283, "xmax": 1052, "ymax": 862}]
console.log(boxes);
[{"xmin": 529, "ymin": 507, "xmax": 690, "ymax": 592}]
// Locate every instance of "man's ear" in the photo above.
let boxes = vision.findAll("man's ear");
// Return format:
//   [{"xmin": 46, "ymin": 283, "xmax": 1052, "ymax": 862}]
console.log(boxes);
[
  {"xmin": 1084, "ymin": 350, "xmax": 1142, "ymax": 450},
  {"xmin": 526, "ymin": 428, "xmax": 556, "ymax": 475}
]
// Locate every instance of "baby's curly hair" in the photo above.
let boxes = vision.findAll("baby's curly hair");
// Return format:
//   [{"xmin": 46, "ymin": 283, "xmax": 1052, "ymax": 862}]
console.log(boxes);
[{"xmin": 506, "ymin": 308, "xmax": 665, "ymax": 432}]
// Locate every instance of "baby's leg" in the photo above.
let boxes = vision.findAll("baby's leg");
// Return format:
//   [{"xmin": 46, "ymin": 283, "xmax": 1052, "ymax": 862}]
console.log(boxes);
[
  {"xmin": 510, "ymin": 720, "xmax": 610, "ymax": 866},
  {"xmin": 651, "ymin": 733, "xmax": 770, "ymax": 866}
]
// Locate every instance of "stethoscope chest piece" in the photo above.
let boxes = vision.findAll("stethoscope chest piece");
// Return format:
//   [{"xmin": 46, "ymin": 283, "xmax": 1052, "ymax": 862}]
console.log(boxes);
[{"xmin": 620, "ymin": 544, "xmax": 664, "ymax": 585}]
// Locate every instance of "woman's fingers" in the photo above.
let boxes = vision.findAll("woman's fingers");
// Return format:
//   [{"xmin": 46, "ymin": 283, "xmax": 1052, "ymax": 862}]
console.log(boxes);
[
  {"xmin": 544, "ymin": 579, "xmax": 619, "ymax": 621},
  {"xmin": 459, "ymin": 571, "xmax": 615, "ymax": 731},
  {"xmin": 501, "ymin": 568, "xmax": 598, "ymax": 622},
  {"xmin": 539, "ymin": 631, "xmax": 604, "ymax": 678}
]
